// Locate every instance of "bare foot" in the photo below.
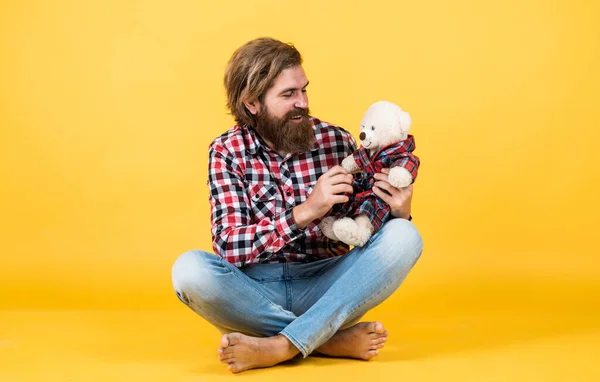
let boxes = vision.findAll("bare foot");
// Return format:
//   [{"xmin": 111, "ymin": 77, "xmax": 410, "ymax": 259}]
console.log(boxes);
[
  {"xmin": 316, "ymin": 321, "xmax": 388, "ymax": 360},
  {"xmin": 217, "ymin": 333, "xmax": 299, "ymax": 373}
]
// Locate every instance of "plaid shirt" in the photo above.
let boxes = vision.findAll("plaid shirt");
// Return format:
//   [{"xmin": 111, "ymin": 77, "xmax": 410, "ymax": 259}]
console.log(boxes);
[
  {"xmin": 331, "ymin": 136, "xmax": 419, "ymax": 232},
  {"xmin": 208, "ymin": 117, "xmax": 357, "ymax": 268}
]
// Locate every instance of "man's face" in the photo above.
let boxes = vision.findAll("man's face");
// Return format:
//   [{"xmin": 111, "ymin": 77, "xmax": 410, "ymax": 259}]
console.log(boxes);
[{"xmin": 250, "ymin": 65, "xmax": 315, "ymax": 154}]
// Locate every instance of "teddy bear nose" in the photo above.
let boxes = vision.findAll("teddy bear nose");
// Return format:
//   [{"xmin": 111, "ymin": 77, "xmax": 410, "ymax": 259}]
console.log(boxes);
[{"xmin": 359, "ymin": 132, "xmax": 366, "ymax": 140}]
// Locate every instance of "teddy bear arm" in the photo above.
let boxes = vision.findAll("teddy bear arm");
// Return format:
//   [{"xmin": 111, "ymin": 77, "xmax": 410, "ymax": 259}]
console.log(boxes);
[
  {"xmin": 341, "ymin": 155, "xmax": 360, "ymax": 173},
  {"xmin": 387, "ymin": 166, "xmax": 413, "ymax": 188}
]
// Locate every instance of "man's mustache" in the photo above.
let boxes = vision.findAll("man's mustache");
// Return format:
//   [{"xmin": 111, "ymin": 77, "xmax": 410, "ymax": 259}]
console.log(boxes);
[{"xmin": 285, "ymin": 108, "xmax": 310, "ymax": 119}]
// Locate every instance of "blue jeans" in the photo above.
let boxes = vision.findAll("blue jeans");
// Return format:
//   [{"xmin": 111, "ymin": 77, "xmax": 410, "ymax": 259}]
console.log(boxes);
[{"xmin": 171, "ymin": 219, "xmax": 423, "ymax": 358}]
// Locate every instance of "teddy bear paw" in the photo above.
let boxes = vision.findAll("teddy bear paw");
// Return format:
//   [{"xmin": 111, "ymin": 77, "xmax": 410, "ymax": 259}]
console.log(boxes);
[
  {"xmin": 332, "ymin": 217, "xmax": 371, "ymax": 247},
  {"xmin": 388, "ymin": 166, "xmax": 413, "ymax": 188}
]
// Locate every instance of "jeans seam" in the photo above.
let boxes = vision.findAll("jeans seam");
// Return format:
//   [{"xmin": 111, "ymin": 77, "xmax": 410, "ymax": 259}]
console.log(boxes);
[
  {"xmin": 342, "ymin": 265, "xmax": 406, "ymax": 324},
  {"xmin": 309, "ymin": 266, "xmax": 406, "ymax": 353}
]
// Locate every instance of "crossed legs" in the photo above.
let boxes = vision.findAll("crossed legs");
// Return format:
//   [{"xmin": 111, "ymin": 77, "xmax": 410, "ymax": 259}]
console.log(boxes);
[{"xmin": 172, "ymin": 219, "xmax": 422, "ymax": 373}]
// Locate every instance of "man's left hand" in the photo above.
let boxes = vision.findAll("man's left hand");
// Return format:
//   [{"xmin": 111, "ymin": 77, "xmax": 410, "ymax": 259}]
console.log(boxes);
[{"xmin": 373, "ymin": 168, "xmax": 413, "ymax": 220}]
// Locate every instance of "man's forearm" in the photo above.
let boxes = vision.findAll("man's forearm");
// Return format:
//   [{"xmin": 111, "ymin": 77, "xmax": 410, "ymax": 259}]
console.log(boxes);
[
  {"xmin": 212, "ymin": 206, "xmax": 306, "ymax": 267},
  {"xmin": 292, "ymin": 203, "xmax": 317, "ymax": 229}
]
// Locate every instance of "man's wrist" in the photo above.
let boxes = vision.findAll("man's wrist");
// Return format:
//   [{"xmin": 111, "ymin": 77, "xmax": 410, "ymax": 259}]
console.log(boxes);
[
  {"xmin": 292, "ymin": 204, "xmax": 311, "ymax": 229},
  {"xmin": 397, "ymin": 211, "xmax": 412, "ymax": 220}
]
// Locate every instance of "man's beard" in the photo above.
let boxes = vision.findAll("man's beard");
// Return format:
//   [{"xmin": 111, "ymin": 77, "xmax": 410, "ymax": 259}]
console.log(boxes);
[{"xmin": 254, "ymin": 107, "xmax": 315, "ymax": 154}]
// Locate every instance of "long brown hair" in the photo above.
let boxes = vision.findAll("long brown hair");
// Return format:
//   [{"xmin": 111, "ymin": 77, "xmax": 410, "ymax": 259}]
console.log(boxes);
[{"xmin": 224, "ymin": 37, "xmax": 303, "ymax": 127}]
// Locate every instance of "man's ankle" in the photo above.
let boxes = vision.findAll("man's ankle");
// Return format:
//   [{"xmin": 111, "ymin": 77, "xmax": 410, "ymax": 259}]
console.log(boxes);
[{"xmin": 275, "ymin": 334, "xmax": 300, "ymax": 358}]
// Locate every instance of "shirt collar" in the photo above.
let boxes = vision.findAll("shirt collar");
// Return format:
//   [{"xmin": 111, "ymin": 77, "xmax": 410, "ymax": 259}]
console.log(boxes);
[{"xmin": 242, "ymin": 125, "xmax": 263, "ymax": 155}]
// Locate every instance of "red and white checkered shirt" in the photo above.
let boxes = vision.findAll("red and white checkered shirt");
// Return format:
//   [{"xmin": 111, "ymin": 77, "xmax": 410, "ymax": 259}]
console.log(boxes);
[{"xmin": 208, "ymin": 117, "xmax": 357, "ymax": 268}]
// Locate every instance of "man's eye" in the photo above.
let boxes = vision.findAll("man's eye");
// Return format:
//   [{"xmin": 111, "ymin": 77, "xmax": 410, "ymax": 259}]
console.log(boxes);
[
  {"xmin": 301, "ymin": 89, "xmax": 307, "ymax": 93},
  {"xmin": 283, "ymin": 93, "xmax": 292, "ymax": 97}
]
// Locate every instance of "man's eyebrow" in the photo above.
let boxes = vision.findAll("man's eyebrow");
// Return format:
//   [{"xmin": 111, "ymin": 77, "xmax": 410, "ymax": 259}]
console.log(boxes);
[{"xmin": 279, "ymin": 81, "xmax": 310, "ymax": 95}]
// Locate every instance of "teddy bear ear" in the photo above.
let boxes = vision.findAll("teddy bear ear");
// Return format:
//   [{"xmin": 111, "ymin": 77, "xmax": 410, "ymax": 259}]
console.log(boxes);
[{"xmin": 398, "ymin": 111, "xmax": 412, "ymax": 133}]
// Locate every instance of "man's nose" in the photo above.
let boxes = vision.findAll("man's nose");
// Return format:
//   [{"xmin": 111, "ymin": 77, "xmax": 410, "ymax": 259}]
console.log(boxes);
[
  {"xmin": 359, "ymin": 132, "xmax": 366, "ymax": 140},
  {"xmin": 295, "ymin": 93, "xmax": 308, "ymax": 109}
]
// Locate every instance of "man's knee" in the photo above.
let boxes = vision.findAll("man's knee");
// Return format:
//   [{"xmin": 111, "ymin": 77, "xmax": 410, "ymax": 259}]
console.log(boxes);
[
  {"xmin": 376, "ymin": 218, "xmax": 423, "ymax": 265},
  {"xmin": 171, "ymin": 250, "xmax": 219, "ymax": 305}
]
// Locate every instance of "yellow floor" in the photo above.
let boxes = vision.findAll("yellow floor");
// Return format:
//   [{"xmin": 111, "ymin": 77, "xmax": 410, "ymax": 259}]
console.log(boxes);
[{"xmin": 2, "ymin": 268, "xmax": 599, "ymax": 381}]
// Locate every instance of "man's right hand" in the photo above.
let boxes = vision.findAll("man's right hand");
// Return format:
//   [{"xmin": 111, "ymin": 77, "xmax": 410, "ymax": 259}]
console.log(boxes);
[{"xmin": 292, "ymin": 166, "xmax": 354, "ymax": 229}]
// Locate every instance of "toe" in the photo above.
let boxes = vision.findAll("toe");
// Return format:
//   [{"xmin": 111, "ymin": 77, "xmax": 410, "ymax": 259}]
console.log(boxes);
[
  {"xmin": 228, "ymin": 333, "xmax": 243, "ymax": 345},
  {"xmin": 373, "ymin": 322, "xmax": 385, "ymax": 334},
  {"xmin": 365, "ymin": 322, "xmax": 378, "ymax": 333},
  {"xmin": 228, "ymin": 363, "xmax": 243, "ymax": 374},
  {"xmin": 219, "ymin": 335, "xmax": 230, "ymax": 348},
  {"xmin": 364, "ymin": 349, "xmax": 379, "ymax": 360}
]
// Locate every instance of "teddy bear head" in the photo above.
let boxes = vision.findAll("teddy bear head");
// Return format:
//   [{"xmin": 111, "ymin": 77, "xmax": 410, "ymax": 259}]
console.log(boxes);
[{"xmin": 358, "ymin": 100, "xmax": 412, "ymax": 151}]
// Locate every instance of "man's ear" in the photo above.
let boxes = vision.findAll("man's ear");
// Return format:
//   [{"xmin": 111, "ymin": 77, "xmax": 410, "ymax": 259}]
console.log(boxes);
[{"xmin": 243, "ymin": 98, "xmax": 260, "ymax": 115}]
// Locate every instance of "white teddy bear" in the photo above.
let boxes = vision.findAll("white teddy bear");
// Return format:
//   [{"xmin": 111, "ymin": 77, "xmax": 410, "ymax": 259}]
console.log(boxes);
[{"xmin": 319, "ymin": 100, "xmax": 420, "ymax": 247}]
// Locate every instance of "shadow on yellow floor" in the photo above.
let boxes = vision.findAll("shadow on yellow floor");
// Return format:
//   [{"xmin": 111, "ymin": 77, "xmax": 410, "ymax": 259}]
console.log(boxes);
[{"xmin": 2, "ymin": 269, "xmax": 599, "ymax": 381}]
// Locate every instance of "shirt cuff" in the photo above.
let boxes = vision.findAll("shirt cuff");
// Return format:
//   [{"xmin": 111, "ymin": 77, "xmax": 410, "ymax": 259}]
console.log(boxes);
[{"xmin": 275, "ymin": 207, "xmax": 306, "ymax": 243}]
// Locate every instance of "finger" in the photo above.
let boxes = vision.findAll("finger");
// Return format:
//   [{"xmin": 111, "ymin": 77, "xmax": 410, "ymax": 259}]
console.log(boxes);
[
  {"xmin": 374, "ymin": 181, "xmax": 399, "ymax": 196},
  {"xmin": 381, "ymin": 168, "xmax": 390, "ymax": 175},
  {"xmin": 332, "ymin": 194, "xmax": 350, "ymax": 204},
  {"xmin": 324, "ymin": 165, "xmax": 348, "ymax": 177},
  {"xmin": 373, "ymin": 173, "xmax": 389, "ymax": 182},
  {"xmin": 329, "ymin": 184, "xmax": 354, "ymax": 195},
  {"xmin": 328, "ymin": 173, "xmax": 354, "ymax": 185},
  {"xmin": 372, "ymin": 186, "xmax": 391, "ymax": 204}
]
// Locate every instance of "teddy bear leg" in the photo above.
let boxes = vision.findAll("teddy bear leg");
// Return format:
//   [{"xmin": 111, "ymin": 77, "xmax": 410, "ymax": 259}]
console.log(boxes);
[
  {"xmin": 318, "ymin": 216, "xmax": 341, "ymax": 241},
  {"xmin": 354, "ymin": 214, "xmax": 375, "ymax": 242},
  {"xmin": 332, "ymin": 215, "xmax": 374, "ymax": 247}
]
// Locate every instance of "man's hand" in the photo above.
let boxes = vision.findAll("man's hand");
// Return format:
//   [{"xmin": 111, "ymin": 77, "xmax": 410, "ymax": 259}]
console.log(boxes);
[
  {"xmin": 373, "ymin": 168, "xmax": 413, "ymax": 220},
  {"xmin": 292, "ymin": 166, "xmax": 353, "ymax": 229}
]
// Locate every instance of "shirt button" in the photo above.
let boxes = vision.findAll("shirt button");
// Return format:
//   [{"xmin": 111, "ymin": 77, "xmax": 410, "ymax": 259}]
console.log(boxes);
[{"xmin": 286, "ymin": 190, "xmax": 292, "ymax": 196}]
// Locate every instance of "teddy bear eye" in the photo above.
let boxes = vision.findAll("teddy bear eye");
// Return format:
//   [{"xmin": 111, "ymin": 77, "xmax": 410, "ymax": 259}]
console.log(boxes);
[{"xmin": 371, "ymin": 126, "xmax": 375, "ymax": 131}]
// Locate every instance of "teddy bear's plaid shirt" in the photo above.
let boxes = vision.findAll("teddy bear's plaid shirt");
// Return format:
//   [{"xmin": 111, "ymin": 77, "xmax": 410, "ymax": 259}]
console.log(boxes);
[
  {"xmin": 208, "ymin": 117, "xmax": 357, "ymax": 268},
  {"xmin": 331, "ymin": 136, "xmax": 420, "ymax": 234}
]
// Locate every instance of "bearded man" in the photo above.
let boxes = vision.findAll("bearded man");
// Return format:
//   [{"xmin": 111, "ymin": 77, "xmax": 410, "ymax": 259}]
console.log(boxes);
[{"xmin": 171, "ymin": 37, "xmax": 423, "ymax": 374}]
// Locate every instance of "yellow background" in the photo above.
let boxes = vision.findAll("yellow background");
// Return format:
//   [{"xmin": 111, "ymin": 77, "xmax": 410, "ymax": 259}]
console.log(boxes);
[{"xmin": 1, "ymin": 0, "xmax": 599, "ymax": 380}]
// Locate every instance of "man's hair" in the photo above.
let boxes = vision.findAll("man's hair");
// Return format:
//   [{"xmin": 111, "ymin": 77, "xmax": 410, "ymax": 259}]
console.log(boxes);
[{"xmin": 224, "ymin": 37, "xmax": 303, "ymax": 127}]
